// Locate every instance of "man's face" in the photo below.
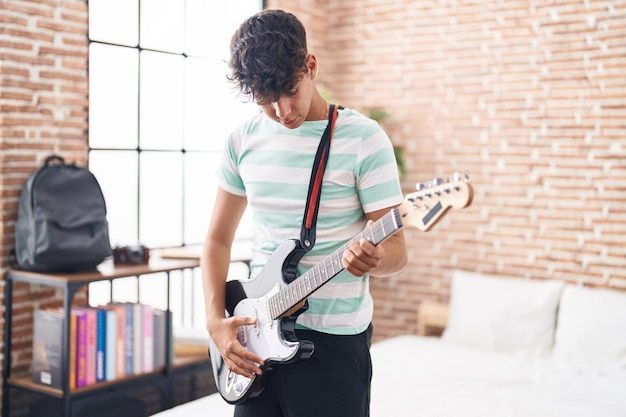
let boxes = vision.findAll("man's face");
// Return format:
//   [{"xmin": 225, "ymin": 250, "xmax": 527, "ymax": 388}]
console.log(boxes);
[{"xmin": 257, "ymin": 73, "xmax": 314, "ymax": 129}]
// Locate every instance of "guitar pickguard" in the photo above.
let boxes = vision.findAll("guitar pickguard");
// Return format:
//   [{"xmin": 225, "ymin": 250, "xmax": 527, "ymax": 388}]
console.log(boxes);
[{"xmin": 233, "ymin": 284, "xmax": 299, "ymax": 362}]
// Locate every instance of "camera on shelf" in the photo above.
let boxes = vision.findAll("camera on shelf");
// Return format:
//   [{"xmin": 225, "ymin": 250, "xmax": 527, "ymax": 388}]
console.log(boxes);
[{"xmin": 112, "ymin": 244, "xmax": 150, "ymax": 265}]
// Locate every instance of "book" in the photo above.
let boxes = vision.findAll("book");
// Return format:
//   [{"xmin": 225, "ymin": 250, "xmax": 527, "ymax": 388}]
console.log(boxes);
[
  {"xmin": 95, "ymin": 307, "xmax": 106, "ymax": 383},
  {"xmin": 110, "ymin": 303, "xmax": 126, "ymax": 379},
  {"xmin": 31, "ymin": 309, "xmax": 64, "ymax": 388},
  {"xmin": 132, "ymin": 303, "xmax": 143, "ymax": 375},
  {"xmin": 68, "ymin": 310, "xmax": 77, "ymax": 390},
  {"xmin": 105, "ymin": 308, "xmax": 116, "ymax": 381},
  {"xmin": 75, "ymin": 307, "xmax": 97, "ymax": 386},
  {"xmin": 152, "ymin": 308, "xmax": 167, "ymax": 370},
  {"xmin": 123, "ymin": 303, "xmax": 134, "ymax": 376},
  {"xmin": 168, "ymin": 310, "xmax": 174, "ymax": 364},
  {"xmin": 75, "ymin": 309, "xmax": 88, "ymax": 388},
  {"xmin": 142, "ymin": 304, "xmax": 154, "ymax": 373}
]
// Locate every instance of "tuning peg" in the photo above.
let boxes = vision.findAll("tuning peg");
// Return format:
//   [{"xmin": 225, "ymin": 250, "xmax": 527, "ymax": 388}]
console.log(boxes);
[
  {"xmin": 433, "ymin": 178, "xmax": 444, "ymax": 186},
  {"xmin": 453, "ymin": 172, "xmax": 461, "ymax": 182}
]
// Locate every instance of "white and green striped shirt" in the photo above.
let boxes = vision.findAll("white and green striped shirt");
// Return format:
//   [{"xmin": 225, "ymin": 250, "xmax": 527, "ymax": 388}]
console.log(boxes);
[{"xmin": 217, "ymin": 107, "xmax": 403, "ymax": 335}]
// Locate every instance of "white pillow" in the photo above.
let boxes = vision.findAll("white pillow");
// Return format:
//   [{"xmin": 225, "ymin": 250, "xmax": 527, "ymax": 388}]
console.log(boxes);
[
  {"xmin": 442, "ymin": 270, "xmax": 564, "ymax": 355},
  {"xmin": 552, "ymin": 285, "xmax": 626, "ymax": 370}
]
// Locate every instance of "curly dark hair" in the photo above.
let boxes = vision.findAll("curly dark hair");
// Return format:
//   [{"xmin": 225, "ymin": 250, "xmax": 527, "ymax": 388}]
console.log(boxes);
[{"xmin": 227, "ymin": 9, "xmax": 309, "ymax": 104}]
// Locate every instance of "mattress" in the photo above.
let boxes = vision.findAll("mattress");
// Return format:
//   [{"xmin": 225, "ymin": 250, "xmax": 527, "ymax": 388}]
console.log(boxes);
[
  {"xmin": 370, "ymin": 335, "xmax": 626, "ymax": 417},
  {"xmin": 154, "ymin": 335, "xmax": 626, "ymax": 416}
]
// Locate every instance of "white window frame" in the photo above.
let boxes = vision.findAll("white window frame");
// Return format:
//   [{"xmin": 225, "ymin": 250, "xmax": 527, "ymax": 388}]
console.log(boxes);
[{"xmin": 87, "ymin": 0, "xmax": 262, "ymax": 336}]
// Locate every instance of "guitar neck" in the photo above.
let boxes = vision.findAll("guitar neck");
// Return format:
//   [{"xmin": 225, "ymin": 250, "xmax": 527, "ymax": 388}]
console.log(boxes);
[{"xmin": 268, "ymin": 208, "xmax": 403, "ymax": 319}]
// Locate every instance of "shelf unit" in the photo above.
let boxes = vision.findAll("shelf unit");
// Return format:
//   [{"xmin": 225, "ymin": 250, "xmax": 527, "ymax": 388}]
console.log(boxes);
[{"xmin": 2, "ymin": 258, "xmax": 210, "ymax": 417}]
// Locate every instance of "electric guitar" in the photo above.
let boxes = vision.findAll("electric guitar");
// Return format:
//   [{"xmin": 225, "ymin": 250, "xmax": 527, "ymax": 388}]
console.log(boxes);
[{"xmin": 209, "ymin": 173, "xmax": 474, "ymax": 404}]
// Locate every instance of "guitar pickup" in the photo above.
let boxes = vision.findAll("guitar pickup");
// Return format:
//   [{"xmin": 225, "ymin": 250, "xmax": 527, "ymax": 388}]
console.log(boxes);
[
  {"xmin": 251, "ymin": 306, "xmax": 260, "ymax": 338},
  {"xmin": 238, "ymin": 325, "xmax": 247, "ymax": 347}
]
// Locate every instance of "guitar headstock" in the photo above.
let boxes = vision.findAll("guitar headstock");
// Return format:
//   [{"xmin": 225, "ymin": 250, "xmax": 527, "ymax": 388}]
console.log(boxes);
[{"xmin": 399, "ymin": 172, "xmax": 473, "ymax": 232}]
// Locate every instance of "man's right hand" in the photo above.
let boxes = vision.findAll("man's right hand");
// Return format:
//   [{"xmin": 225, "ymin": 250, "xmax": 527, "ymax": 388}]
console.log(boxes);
[{"xmin": 208, "ymin": 315, "xmax": 265, "ymax": 379}]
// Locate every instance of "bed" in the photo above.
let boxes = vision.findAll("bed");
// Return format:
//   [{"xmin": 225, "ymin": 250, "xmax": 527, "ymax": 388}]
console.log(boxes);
[{"xmin": 155, "ymin": 270, "xmax": 626, "ymax": 416}]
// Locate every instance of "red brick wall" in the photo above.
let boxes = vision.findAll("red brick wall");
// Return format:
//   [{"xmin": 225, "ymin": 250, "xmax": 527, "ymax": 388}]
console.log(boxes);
[
  {"xmin": 0, "ymin": 0, "xmax": 89, "ymax": 408},
  {"xmin": 269, "ymin": 0, "xmax": 626, "ymax": 340}
]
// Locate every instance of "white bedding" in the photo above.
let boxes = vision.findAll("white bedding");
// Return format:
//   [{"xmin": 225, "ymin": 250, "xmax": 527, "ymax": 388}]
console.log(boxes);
[
  {"xmin": 370, "ymin": 335, "xmax": 626, "ymax": 417},
  {"xmin": 155, "ymin": 334, "xmax": 626, "ymax": 417},
  {"xmin": 154, "ymin": 392, "xmax": 233, "ymax": 416}
]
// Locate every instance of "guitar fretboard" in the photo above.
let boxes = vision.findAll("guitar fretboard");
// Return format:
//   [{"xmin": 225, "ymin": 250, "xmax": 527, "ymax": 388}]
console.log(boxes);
[{"xmin": 267, "ymin": 208, "xmax": 403, "ymax": 319}]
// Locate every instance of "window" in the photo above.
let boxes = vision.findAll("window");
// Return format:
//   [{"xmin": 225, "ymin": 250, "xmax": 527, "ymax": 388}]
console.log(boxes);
[{"xmin": 87, "ymin": 0, "xmax": 261, "ymax": 334}]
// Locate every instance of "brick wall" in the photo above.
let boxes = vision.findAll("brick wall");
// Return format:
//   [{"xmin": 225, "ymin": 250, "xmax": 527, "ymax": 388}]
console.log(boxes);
[
  {"xmin": 0, "ymin": 0, "xmax": 89, "ymax": 411},
  {"xmin": 269, "ymin": 0, "xmax": 626, "ymax": 340}
]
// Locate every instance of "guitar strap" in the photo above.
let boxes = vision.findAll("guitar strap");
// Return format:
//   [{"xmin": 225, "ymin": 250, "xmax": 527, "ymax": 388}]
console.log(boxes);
[{"xmin": 299, "ymin": 104, "xmax": 340, "ymax": 251}]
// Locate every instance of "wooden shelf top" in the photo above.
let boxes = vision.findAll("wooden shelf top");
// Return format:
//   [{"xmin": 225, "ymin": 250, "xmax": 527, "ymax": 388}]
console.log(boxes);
[
  {"xmin": 160, "ymin": 240, "xmax": 252, "ymax": 263},
  {"xmin": 6, "ymin": 257, "xmax": 200, "ymax": 286}
]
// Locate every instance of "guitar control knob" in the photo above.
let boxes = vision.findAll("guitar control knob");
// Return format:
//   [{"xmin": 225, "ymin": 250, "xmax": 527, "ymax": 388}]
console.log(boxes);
[{"xmin": 234, "ymin": 381, "xmax": 244, "ymax": 396}]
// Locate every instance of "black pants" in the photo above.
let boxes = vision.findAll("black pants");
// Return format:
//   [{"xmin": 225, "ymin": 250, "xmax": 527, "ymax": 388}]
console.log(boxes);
[{"xmin": 234, "ymin": 324, "xmax": 373, "ymax": 417}]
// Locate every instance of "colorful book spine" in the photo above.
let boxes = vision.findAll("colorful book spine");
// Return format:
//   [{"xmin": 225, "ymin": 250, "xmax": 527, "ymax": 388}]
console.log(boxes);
[
  {"xmin": 75, "ymin": 310, "xmax": 88, "ymax": 388},
  {"xmin": 113, "ymin": 303, "xmax": 126, "ymax": 379},
  {"xmin": 84, "ymin": 308, "xmax": 97, "ymax": 386},
  {"xmin": 105, "ymin": 308, "xmax": 116, "ymax": 381},
  {"xmin": 142, "ymin": 304, "xmax": 154, "ymax": 373},
  {"xmin": 132, "ymin": 303, "xmax": 143, "ymax": 375},
  {"xmin": 152, "ymin": 308, "xmax": 166, "ymax": 370},
  {"xmin": 124, "ymin": 303, "xmax": 134, "ymax": 376},
  {"xmin": 95, "ymin": 308, "xmax": 106, "ymax": 383},
  {"xmin": 69, "ymin": 310, "xmax": 78, "ymax": 390},
  {"xmin": 86, "ymin": 308, "xmax": 98, "ymax": 385},
  {"xmin": 167, "ymin": 310, "xmax": 174, "ymax": 364}
]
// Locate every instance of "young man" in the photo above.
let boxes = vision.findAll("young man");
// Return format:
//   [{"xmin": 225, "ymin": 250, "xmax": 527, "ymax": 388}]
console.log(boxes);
[{"xmin": 201, "ymin": 9, "xmax": 408, "ymax": 417}]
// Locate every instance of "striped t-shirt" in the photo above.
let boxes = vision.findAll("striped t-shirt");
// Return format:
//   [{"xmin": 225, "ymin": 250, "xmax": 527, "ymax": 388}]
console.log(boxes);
[{"xmin": 216, "ymin": 107, "xmax": 403, "ymax": 335}]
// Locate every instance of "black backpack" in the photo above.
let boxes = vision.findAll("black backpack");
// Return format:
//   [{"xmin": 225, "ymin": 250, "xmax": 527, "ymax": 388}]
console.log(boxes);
[{"xmin": 14, "ymin": 155, "xmax": 112, "ymax": 272}]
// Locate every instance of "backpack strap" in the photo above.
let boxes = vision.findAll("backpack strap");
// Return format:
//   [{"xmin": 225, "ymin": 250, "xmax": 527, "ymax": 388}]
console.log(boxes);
[{"xmin": 44, "ymin": 155, "xmax": 65, "ymax": 166}]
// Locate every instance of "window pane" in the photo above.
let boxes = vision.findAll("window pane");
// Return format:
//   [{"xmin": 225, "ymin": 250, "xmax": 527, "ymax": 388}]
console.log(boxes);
[
  {"xmin": 185, "ymin": 0, "xmax": 262, "ymax": 59},
  {"xmin": 184, "ymin": 57, "xmax": 259, "ymax": 151},
  {"xmin": 191, "ymin": 270, "xmax": 206, "ymax": 330},
  {"xmin": 112, "ymin": 277, "xmax": 139, "ymax": 303},
  {"xmin": 89, "ymin": 44, "xmax": 138, "ymax": 149},
  {"xmin": 89, "ymin": 150, "xmax": 139, "ymax": 246},
  {"xmin": 89, "ymin": 0, "xmax": 138, "ymax": 46},
  {"xmin": 140, "ymin": 51, "xmax": 184, "ymax": 150},
  {"xmin": 184, "ymin": 152, "xmax": 220, "ymax": 244},
  {"xmin": 169, "ymin": 271, "xmax": 184, "ymax": 328},
  {"xmin": 140, "ymin": 151, "xmax": 183, "ymax": 247},
  {"xmin": 185, "ymin": 0, "xmax": 227, "ymax": 59},
  {"xmin": 140, "ymin": 0, "xmax": 184, "ymax": 53},
  {"xmin": 169, "ymin": 269, "xmax": 207, "ymax": 337},
  {"xmin": 88, "ymin": 281, "xmax": 111, "ymax": 307},
  {"xmin": 139, "ymin": 273, "xmax": 168, "ymax": 311}
]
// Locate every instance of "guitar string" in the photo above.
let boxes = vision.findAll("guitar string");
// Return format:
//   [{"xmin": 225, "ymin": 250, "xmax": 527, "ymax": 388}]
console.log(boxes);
[{"xmin": 269, "ymin": 208, "xmax": 402, "ymax": 319}]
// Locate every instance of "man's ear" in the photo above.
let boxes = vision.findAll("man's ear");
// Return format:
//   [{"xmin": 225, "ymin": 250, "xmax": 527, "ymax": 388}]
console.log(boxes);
[{"xmin": 307, "ymin": 54, "xmax": 318, "ymax": 80}]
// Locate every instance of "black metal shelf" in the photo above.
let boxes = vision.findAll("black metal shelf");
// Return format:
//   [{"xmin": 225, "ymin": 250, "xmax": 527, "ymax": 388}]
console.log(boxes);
[{"xmin": 2, "ymin": 258, "xmax": 209, "ymax": 417}]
